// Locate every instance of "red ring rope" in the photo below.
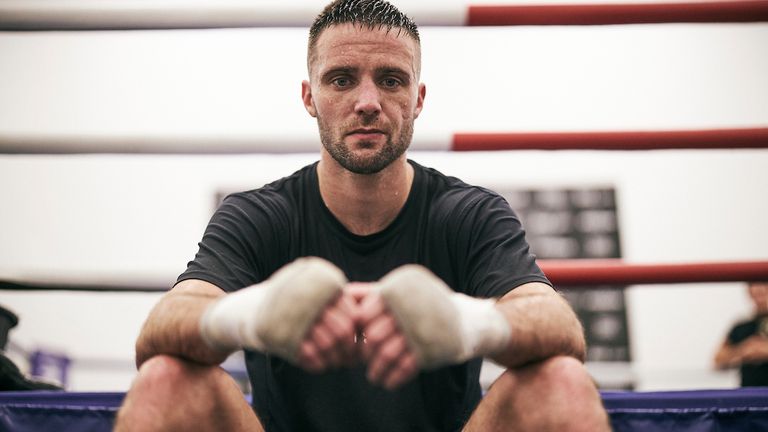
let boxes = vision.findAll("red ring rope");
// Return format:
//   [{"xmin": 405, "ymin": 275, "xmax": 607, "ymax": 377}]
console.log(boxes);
[
  {"xmin": 467, "ymin": 1, "xmax": 768, "ymax": 26},
  {"xmin": 452, "ymin": 128, "xmax": 768, "ymax": 151},
  {"xmin": 1, "ymin": 260, "xmax": 765, "ymax": 291},
  {"xmin": 539, "ymin": 260, "xmax": 768, "ymax": 286},
  {"xmin": 1, "ymin": 0, "xmax": 767, "ymax": 30}
]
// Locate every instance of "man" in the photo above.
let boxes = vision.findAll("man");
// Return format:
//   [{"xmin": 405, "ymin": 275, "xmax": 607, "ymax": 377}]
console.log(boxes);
[
  {"xmin": 115, "ymin": 1, "xmax": 610, "ymax": 430},
  {"xmin": 715, "ymin": 281, "xmax": 768, "ymax": 386}
]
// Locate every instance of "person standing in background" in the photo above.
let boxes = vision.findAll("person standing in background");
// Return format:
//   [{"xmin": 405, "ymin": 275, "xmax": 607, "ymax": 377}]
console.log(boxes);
[{"xmin": 715, "ymin": 281, "xmax": 768, "ymax": 386}]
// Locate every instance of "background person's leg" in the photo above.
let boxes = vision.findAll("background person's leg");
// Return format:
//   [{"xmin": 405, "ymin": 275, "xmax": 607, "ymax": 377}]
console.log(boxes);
[
  {"xmin": 114, "ymin": 355, "xmax": 263, "ymax": 432},
  {"xmin": 464, "ymin": 356, "xmax": 610, "ymax": 432}
]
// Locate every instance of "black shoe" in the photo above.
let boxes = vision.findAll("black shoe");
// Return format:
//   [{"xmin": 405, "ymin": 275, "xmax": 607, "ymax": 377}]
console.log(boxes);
[{"xmin": 0, "ymin": 352, "xmax": 62, "ymax": 391}]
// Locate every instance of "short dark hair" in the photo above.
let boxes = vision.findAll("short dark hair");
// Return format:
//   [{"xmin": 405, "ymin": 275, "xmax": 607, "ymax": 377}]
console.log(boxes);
[{"xmin": 308, "ymin": 0, "xmax": 420, "ymax": 66}]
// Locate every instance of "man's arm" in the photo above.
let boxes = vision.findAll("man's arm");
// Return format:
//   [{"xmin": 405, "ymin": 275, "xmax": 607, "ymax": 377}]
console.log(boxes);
[
  {"xmin": 714, "ymin": 335, "xmax": 768, "ymax": 370},
  {"xmin": 714, "ymin": 340, "xmax": 741, "ymax": 369},
  {"xmin": 491, "ymin": 282, "xmax": 586, "ymax": 368},
  {"xmin": 135, "ymin": 279, "xmax": 230, "ymax": 368},
  {"xmin": 136, "ymin": 258, "xmax": 354, "ymax": 372},
  {"xmin": 360, "ymin": 267, "xmax": 586, "ymax": 389}
]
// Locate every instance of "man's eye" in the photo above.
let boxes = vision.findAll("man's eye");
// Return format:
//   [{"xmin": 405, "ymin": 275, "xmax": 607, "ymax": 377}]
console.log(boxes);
[
  {"xmin": 333, "ymin": 77, "xmax": 351, "ymax": 87},
  {"xmin": 381, "ymin": 78, "xmax": 400, "ymax": 88}
]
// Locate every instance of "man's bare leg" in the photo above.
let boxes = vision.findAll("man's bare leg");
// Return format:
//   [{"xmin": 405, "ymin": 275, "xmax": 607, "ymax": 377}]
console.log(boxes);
[
  {"xmin": 114, "ymin": 355, "xmax": 263, "ymax": 432},
  {"xmin": 463, "ymin": 356, "xmax": 611, "ymax": 432}
]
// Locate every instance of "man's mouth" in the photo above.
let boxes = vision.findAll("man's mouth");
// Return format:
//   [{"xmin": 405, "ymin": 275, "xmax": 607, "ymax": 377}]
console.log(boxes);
[
  {"xmin": 347, "ymin": 128, "xmax": 385, "ymax": 137},
  {"xmin": 346, "ymin": 129, "xmax": 387, "ymax": 145}
]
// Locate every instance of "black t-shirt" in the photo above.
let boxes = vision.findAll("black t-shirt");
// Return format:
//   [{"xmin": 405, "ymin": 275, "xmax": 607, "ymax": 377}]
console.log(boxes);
[
  {"xmin": 179, "ymin": 160, "xmax": 550, "ymax": 432},
  {"xmin": 727, "ymin": 315, "xmax": 768, "ymax": 387}
]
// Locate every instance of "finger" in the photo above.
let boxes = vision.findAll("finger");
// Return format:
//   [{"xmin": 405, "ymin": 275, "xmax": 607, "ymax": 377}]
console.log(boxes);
[
  {"xmin": 382, "ymin": 352, "xmax": 418, "ymax": 390},
  {"xmin": 364, "ymin": 314, "xmax": 397, "ymax": 346},
  {"xmin": 345, "ymin": 283, "xmax": 373, "ymax": 302},
  {"xmin": 335, "ymin": 293, "xmax": 361, "ymax": 332},
  {"xmin": 360, "ymin": 314, "xmax": 397, "ymax": 362},
  {"xmin": 358, "ymin": 291, "xmax": 387, "ymax": 327},
  {"xmin": 367, "ymin": 334, "xmax": 409, "ymax": 385},
  {"xmin": 298, "ymin": 340, "xmax": 325, "ymax": 373},
  {"xmin": 338, "ymin": 289, "xmax": 361, "ymax": 311},
  {"xmin": 322, "ymin": 298, "xmax": 356, "ymax": 339},
  {"xmin": 320, "ymin": 302, "xmax": 358, "ymax": 364},
  {"xmin": 310, "ymin": 323, "xmax": 343, "ymax": 368},
  {"xmin": 333, "ymin": 290, "xmax": 363, "ymax": 335}
]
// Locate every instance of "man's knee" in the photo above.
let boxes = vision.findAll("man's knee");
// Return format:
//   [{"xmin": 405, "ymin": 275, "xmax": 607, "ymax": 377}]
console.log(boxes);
[
  {"xmin": 472, "ymin": 356, "xmax": 608, "ymax": 431},
  {"xmin": 491, "ymin": 355, "xmax": 597, "ymax": 400},
  {"xmin": 117, "ymin": 355, "xmax": 256, "ymax": 432},
  {"xmin": 127, "ymin": 354, "xmax": 242, "ymax": 415},
  {"xmin": 526, "ymin": 355, "xmax": 593, "ymax": 391},
  {"xmin": 117, "ymin": 355, "xmax": 195, "ymax": 432},
  {"xmin": 132, "ymin": 355, "xmax": 203, "ymax": 393}
]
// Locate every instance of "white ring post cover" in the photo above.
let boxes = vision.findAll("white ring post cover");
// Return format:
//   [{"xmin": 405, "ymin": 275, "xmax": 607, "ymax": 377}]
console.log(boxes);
[
  {"xmin": 0, "ymin": 0, "xmax": 317, "ymax": 29},
  {"xmin": 0, "ymin": 0, "xmax": 470, "ymax": 29}
]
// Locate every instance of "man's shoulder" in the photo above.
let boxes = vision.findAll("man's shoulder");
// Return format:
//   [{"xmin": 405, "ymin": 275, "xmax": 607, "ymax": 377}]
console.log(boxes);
[
  {"xmin": 413, "ymin": 160, "xmax": 506, "ymax": 209},
  {"xmin": 225, "ymin": 162, "xmax": 317, "ymax": 205},
  {"xmin": 729, "ymin": 317, "xmax": 762, "ymax": 343}
]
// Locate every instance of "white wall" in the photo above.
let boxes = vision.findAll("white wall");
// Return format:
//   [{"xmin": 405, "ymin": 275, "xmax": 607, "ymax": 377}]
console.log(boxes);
[{"xmin": 1, "ymin": 17, "xmax": 767, "ymax": 391}]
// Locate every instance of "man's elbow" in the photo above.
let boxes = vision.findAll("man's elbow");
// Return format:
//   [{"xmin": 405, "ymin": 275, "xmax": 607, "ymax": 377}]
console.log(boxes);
[
  {"xmin": 556, "ymin": 294, "xmax": 587, "ymax": 362},
  {"xmin": 568, "ymin": 318, "xmax": 588, "ymax": 363}
]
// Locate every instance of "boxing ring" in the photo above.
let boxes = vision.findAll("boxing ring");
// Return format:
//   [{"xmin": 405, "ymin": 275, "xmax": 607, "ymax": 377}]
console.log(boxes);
[
  {"xmin": 1, "ymin": 0, "xmax": 767, "ymax": 431},
  {"xmin": 2, "ymin": 260, "xmax": 768, "ymax": 431},
  {"xmin": 1, "ymin": 387, "xmax": 768, "ymax": 431}
]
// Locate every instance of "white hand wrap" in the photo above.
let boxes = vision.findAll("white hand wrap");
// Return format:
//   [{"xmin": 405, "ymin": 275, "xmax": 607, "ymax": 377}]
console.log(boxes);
[
  {"xmin": 200, "ymin": 257, "xmax": 347, "ymax": 363},
  {"xmin": 377, "ymin": 265, "xmax": 511, "ymax": 369}
]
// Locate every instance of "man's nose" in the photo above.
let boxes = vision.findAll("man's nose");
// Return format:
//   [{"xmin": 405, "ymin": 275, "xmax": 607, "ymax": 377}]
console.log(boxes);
[{"xmin": 354, "ymin": 80, "xmax": 382, "ymax": 116}]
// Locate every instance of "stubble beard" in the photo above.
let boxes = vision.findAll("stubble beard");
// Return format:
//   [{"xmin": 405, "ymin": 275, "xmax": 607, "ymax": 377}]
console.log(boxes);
[{"xmin": 318, "ymin": 116, "xmax": 413, "ymax": 175}]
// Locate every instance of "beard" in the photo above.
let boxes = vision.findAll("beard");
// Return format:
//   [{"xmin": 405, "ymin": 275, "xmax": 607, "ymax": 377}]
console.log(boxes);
[{"xmin": 317, "ymin": 115, "xmax": 413, "ymax": 175}]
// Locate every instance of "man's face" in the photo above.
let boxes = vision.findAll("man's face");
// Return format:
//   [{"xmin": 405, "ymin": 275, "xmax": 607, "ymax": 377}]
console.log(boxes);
[
  {"xmin": 302, "ymin": 24, "xmax": 425, "ymax": 175},
  {"xmin": 750, "ymin": 282, "xmax": 768, "ymax": 313}
]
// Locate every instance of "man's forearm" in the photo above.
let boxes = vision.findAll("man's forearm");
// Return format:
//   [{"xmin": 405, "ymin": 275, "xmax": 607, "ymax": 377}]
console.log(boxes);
[
  {"xmin": 491, "ymin": 282, "xmax": 586, "ymax": 368},
  {"xmin": 135, "ymin": 280, "xmax": 231, "ymax": 368},
  {"xmin": 714, "ymin": 343, "xmax": 740, "ymax": 369},
  {"xmin": 714, "ymin": 337, "xmax": 768, "ymax": 368}
]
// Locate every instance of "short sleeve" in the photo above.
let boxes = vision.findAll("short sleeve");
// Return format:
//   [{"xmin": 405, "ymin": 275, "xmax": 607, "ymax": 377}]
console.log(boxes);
[
  {"xmin": 728, "ymin": 321, "xmax": 756, "ymax": 345},
  {"xmin": 451, "ymin": 192, "xmax": 550, "ymax": 298},
  {"xmin": 177, "ymin": 192, "xmax": 287, "ymax": 292}
]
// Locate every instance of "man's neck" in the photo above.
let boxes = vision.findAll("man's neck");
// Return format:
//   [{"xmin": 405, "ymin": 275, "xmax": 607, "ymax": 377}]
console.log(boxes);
[{"xmin": 317, "ymin": 154, "xmax": 414, "ymax": 236}]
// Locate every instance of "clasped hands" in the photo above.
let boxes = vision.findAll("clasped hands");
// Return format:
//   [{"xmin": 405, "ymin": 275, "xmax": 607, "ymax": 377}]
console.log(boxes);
[
  {"xmin": 201, "ymin": 257, "xmax": 507, "ymax": 391},
  {"xmin": 297, "ymin": 283, "xmax": 416, "ymax": 390}
]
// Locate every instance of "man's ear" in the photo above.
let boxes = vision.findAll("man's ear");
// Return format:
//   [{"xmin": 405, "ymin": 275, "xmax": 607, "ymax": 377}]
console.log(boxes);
[
  {"xmin": 414, "ymin": 83, "xmax": 426, "ymax": 119},
  {"xmin": 302, "ymin": 80, "xmax": 317, "ymax": 117}
]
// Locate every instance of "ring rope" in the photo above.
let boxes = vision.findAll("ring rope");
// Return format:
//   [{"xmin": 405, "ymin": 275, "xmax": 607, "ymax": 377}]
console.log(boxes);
[
  {"xmin": 1, "ymin": 0, "xmax": 766, "ymax": 30},
  {"xmin": 539, "ymin": 259, "xmax": 768, "ymax": 286},
  {"xmin": 452, "ymin": 127, "xmax": 768, "ymax": 151},
  {"xmin": 467, "ymin": 1, "xmax": 768, "ymax": 26},
  {"xmin": 2, "ymin": 127, "xmax": 767, "ymax": 154},
  {"xmin": 1, "ymin": 260, "xmax": 766, "ymax": 291}
]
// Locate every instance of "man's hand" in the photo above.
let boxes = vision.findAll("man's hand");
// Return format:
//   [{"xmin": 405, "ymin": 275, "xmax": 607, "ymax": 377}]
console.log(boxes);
[
  {"xmin": 199, "ymin": 257, "xmax": 347, "ymax": 363},
  {"xmin": 297, "ymin": 289, "xmax": 360, "ymax": 372},
  {"xmin": 375, "ymin": 265, "xmax": 510, "ymax": 370},
  {"xmin": 203, "ymin": 261, "xmax": 503, "ymax": 391},
  {"xmin": 296, "ymin": 282, "xmax": 419, "ymax": 389},
  {"xmin": 738, "ymin": 336, "xmax": 768, "ymax": 364},
  {"xmin": 295, "ymin": 283, "xmax": 420, "ymax": 391},
  {"xmin": 356, "ymin": 285, "xmax": 419, "ymax": 390}
]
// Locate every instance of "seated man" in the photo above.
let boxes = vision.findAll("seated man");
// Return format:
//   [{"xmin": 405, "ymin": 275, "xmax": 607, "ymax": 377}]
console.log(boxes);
[
  {"xmin": 715, "ymin": 281, "xmax": 768, "ymax": 386},
  {"xmin": 115, "ymin": 1, "xmax": 611, "ymax": 430}
]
